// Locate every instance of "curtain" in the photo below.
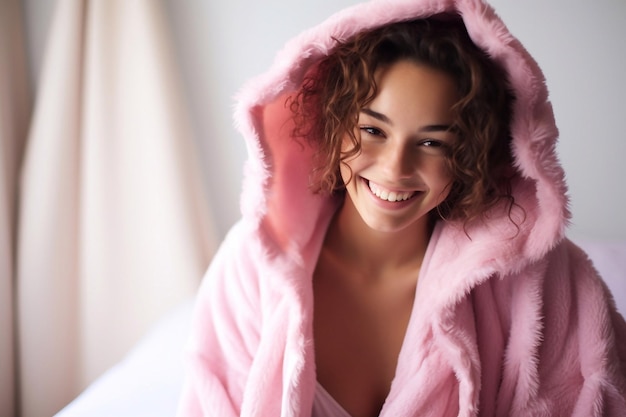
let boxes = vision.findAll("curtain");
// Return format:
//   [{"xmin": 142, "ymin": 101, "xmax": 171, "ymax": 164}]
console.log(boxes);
[
  {"xmin": 5, "ymin": 1, "xmax": 217, "ymax": 416},
  {"xmin": 0, "ymin": 1, "xmax": 31, "ymax": 416}
]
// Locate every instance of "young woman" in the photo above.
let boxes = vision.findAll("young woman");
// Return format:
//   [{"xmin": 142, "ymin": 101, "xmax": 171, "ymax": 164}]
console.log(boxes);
[{"xmin": 177, "ymin": 1, "xmax": 626, "ymax": 416}]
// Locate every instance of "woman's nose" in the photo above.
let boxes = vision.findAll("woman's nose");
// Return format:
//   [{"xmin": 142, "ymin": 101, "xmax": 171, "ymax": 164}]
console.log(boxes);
[{"xmin": 381, "ymin": 141, "xmax": 415, "ymax": 180}]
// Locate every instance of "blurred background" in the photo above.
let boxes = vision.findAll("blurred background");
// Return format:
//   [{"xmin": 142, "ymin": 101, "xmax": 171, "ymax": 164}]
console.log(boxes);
[{"xmin": 2, "ymin": 0, "xmax": 625, "ymax": 416}]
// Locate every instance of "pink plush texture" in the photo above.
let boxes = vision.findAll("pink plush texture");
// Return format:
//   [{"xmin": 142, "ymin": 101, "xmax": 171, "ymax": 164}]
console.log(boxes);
[{"xmin": 177, "ymin": 0, "xmax": 626, "ymax": 416}]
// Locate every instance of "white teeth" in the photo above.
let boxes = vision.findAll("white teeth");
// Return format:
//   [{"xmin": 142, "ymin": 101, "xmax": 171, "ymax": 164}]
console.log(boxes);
[{"xmin": 368, "ymin": 181, "xmax": 415, "ymax": 202}]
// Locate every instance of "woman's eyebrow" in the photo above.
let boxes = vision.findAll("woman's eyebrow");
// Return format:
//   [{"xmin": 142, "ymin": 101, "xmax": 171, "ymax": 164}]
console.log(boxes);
[
  {"xmin": 361, "ymin": 108, "xmax": 392, "ymax": 124},
  {"xmin": 361, "ymin": 108, "xmax": 454, "ymax": 133},
  {"xmin": 420, "ymin": 124, "xmax": 454, "ymax": 133}
]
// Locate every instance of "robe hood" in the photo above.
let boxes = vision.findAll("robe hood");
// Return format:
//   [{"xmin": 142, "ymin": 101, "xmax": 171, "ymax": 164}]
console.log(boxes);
[{"xmin": 233, "ymin": 0, "xmax": 570, "ymax": 281}]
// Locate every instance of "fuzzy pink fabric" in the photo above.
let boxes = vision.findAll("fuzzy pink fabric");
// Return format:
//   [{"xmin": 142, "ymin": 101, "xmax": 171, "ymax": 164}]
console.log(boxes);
[{"xmin": 177, "ymin": 0, "xmax": 626, "ymax": 416}]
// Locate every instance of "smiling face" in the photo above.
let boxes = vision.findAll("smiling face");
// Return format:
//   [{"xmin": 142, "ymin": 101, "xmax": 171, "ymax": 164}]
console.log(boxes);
[{"xmin": 340, "ymin": 60, "xmax": 459, "ymax": 233}]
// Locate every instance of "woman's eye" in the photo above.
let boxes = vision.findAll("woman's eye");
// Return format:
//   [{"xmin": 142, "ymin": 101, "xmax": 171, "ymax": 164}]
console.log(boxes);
[
  {"xmin": 420, "ymin": 139, "xmax": 443, "ymax": 147},
  {"xmin": 418, "ymin": 139, "xmax": 451, "ymax": 155},
  {"xmin": 360, "ymin": 126, "xmax": 383, "ymax": 137}
]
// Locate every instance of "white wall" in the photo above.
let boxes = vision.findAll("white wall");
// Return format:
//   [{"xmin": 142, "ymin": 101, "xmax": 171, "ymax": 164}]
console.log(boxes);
[{"xmin": 25, "ymin": 0, "xmax": 626, "ymax": 240}]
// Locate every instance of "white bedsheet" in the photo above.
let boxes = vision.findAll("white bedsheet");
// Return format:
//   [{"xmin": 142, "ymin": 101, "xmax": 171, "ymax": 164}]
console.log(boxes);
[
  {"xmin": 54, "ymin": 239, "xmax": 626, "ymax": 417},
  {"xmin": 53, "ymin": 299, "xmax": 194, "ymax": 417}
]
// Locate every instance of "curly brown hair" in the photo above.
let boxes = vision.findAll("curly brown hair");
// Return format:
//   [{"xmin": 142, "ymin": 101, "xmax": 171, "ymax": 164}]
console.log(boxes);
[{"xmin": 289, "ymin": 16, "xmax": 516, "ymax": 223}]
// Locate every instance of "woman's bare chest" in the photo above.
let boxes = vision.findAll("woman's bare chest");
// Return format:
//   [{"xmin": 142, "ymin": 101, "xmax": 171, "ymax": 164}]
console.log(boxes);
[{"xmin": 313, "ymin": 260, "xmax": 417, "ymax": 417}]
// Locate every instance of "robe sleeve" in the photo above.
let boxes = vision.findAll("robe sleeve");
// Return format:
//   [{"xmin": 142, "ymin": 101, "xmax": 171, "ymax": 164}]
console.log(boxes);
[
  {"xmin": 567, "ymin": 241, "xmax": 626, "ymax": 415},
  {"xmin": 530, "ymin": 240, "xmax": 626, "ymax": 415},
  {"xmin": 176, "ymin": 221, "xmax": 262, "ymax": 417},
  {"xmin": 496, "ymin": 239, "xmax": 626, "ymax": 415}
]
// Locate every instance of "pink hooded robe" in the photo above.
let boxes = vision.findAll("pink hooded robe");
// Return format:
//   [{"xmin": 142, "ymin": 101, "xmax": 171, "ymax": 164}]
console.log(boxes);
[{"xmin": 177, "ymin": 0, "xmax": 626, "ymax": 415}]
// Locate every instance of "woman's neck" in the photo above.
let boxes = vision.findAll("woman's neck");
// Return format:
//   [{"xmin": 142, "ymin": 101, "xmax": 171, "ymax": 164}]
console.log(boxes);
[{"xmin": 323, "ymin": 198, "xmax": 432, "ymax": 280}]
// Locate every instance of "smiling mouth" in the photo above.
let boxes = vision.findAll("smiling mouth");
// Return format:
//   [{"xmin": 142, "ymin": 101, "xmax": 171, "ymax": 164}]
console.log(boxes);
[{"xmin": 367, "ymin": 179, "xmax": 417, "ymax": 202}]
